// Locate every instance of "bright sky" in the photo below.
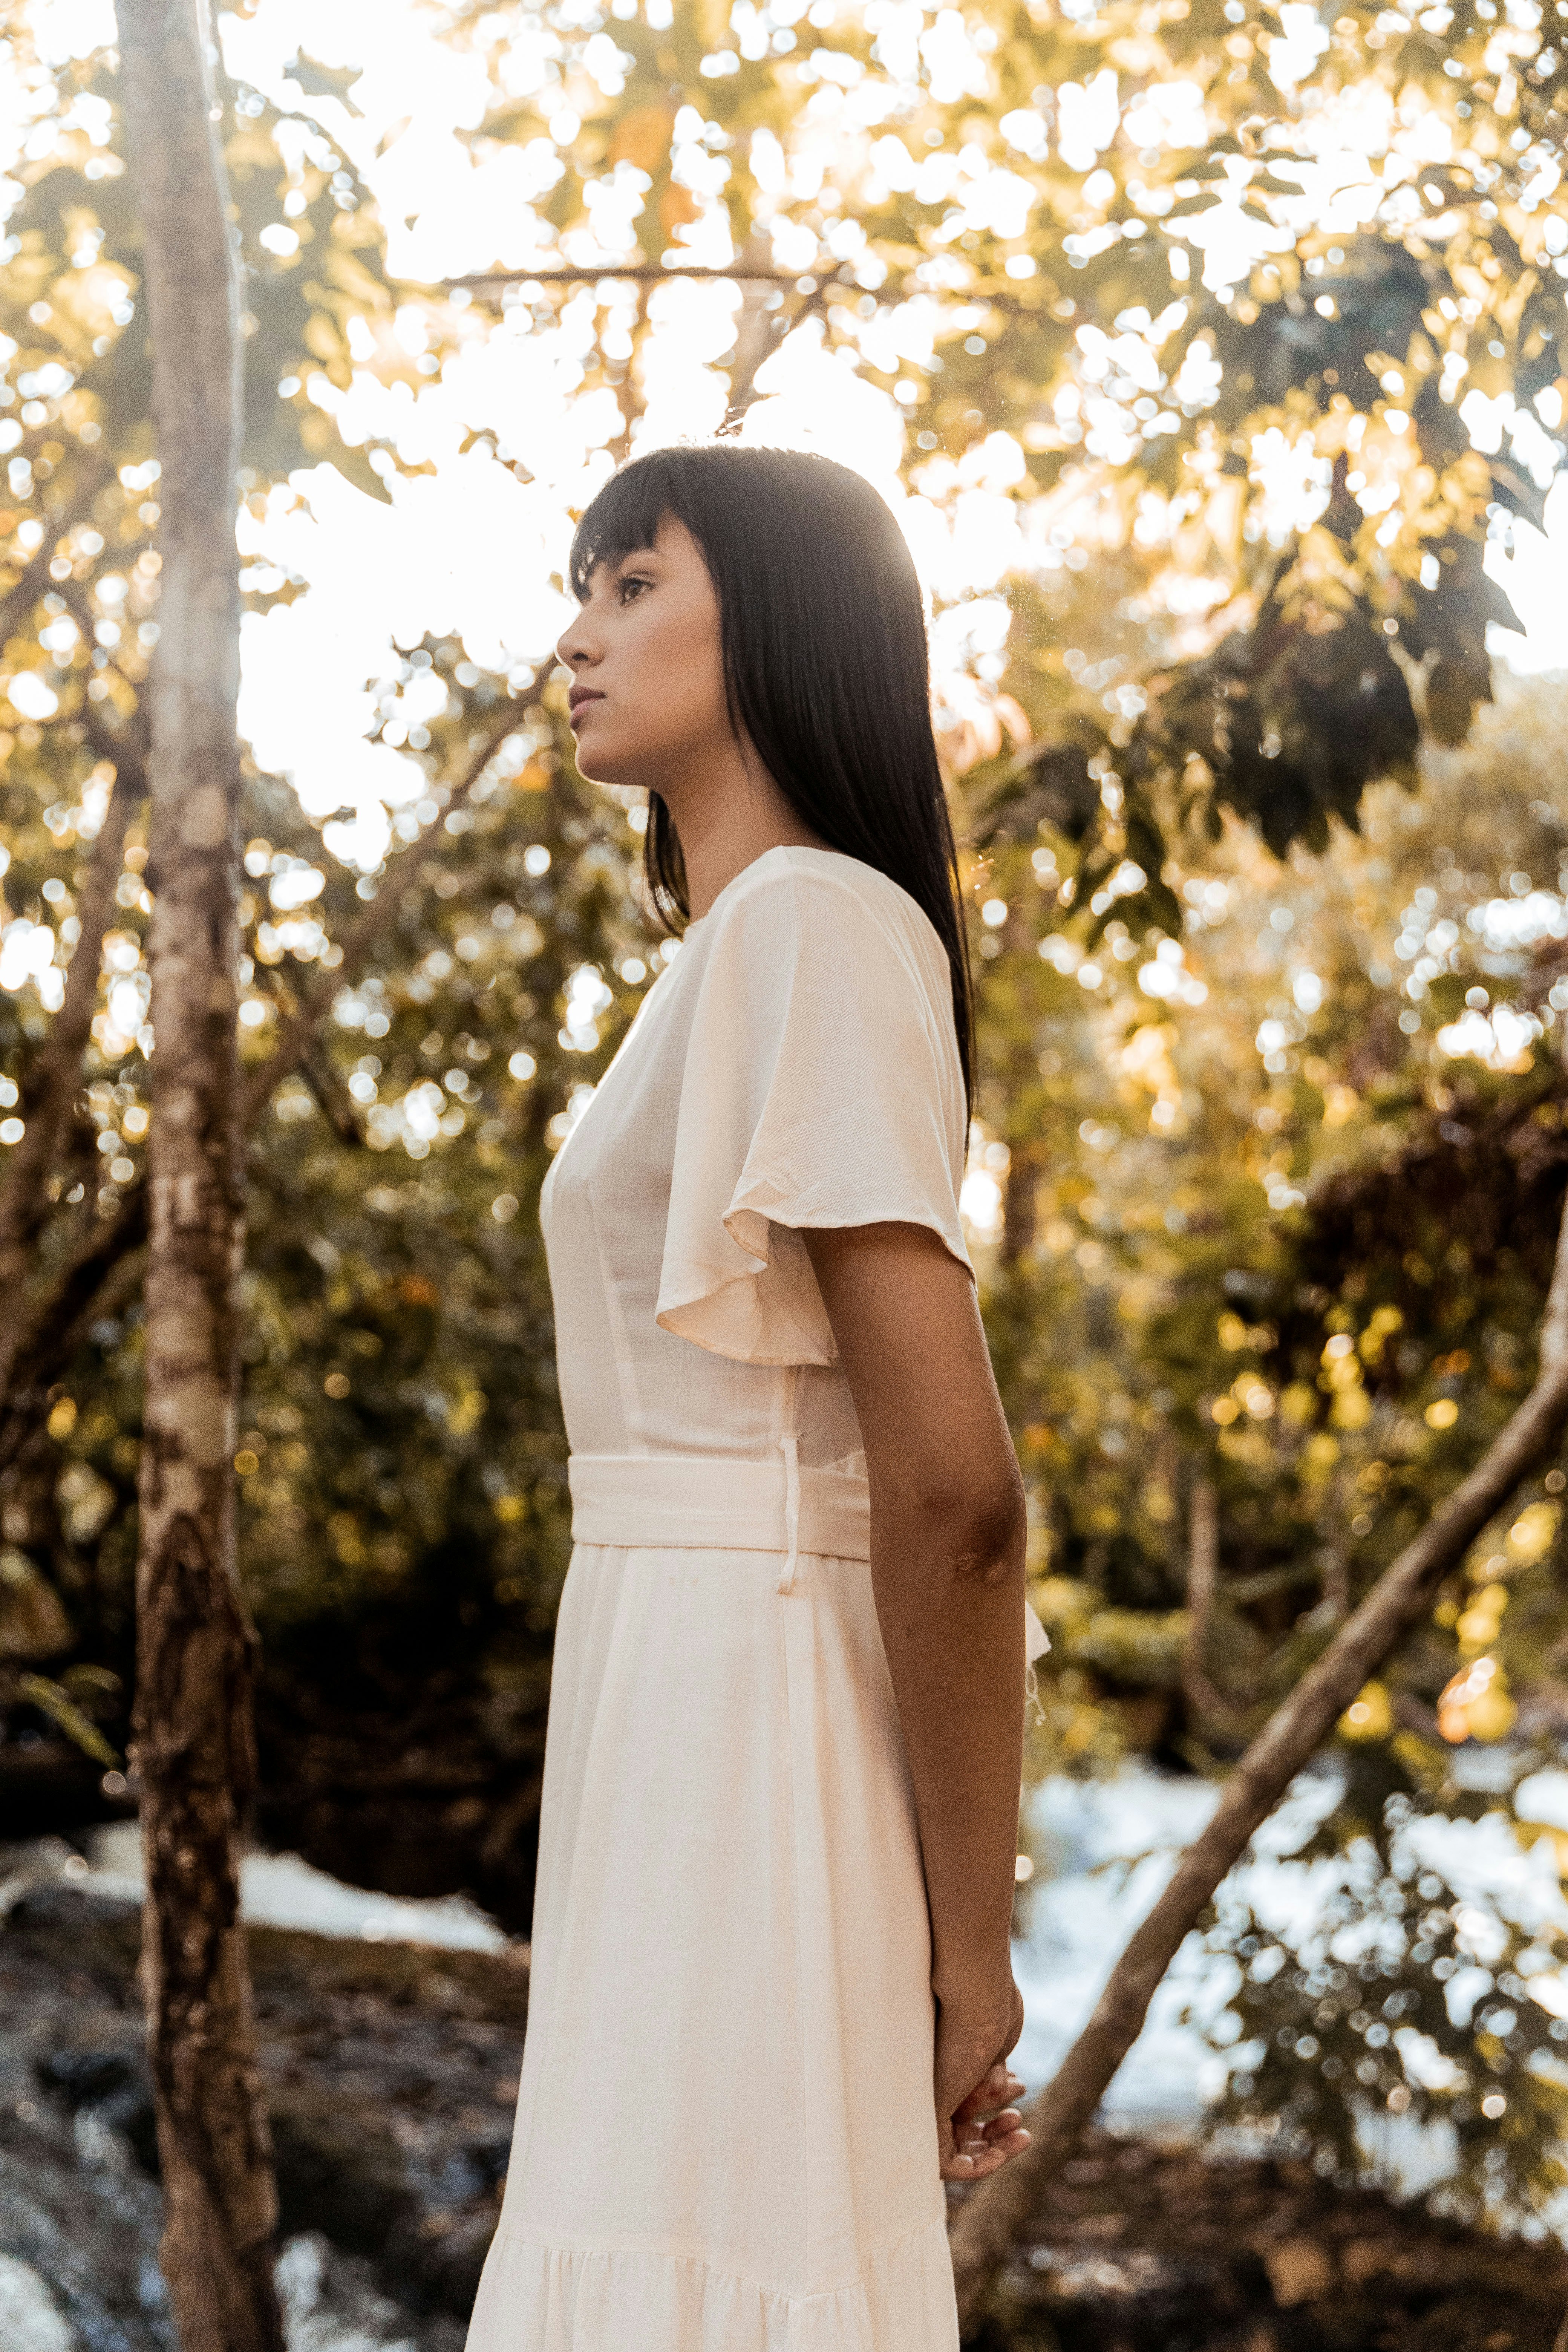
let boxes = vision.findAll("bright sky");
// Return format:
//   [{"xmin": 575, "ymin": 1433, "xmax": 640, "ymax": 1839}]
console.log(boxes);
[{"xmin": 6, "ymin": 0, "xmax": 1568, "ymax": 871}]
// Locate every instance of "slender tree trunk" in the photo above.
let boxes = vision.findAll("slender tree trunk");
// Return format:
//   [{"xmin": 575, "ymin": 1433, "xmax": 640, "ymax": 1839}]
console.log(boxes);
[
  {"xmin": 949, "ymin": 1194, "xmax": 1568, "ymax": 2332},
  {"xmin": 114, "ymin": 5, "xmax": 283, "ymax": 2346}
]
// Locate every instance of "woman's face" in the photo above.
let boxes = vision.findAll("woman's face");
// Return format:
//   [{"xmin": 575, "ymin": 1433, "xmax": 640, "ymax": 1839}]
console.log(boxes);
[{"xmin": 556, "ymin": 516, "xmax": 733, "ymax": 792}]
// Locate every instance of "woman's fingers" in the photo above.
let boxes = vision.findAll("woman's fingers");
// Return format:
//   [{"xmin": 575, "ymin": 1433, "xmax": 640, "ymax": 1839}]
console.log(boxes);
[
  {"xmin": 979, "ymin": 2105, "xmax": 1024, "ymax": 2141},
  {"xmin": 940, "ymin": 2127, "xmax": 1030, "ymax": 2182},
  {"xmin": 937, "ymin": 2046, "xmax": 1031, "ymax": 2179},
  {"xmin": 956, "ymin": 2110, "xmax": 1025, "ymax": 2153},
  {"xmin": 942, "ymin": 2101, "xmax": 1030, "ymax": 2181},
  {"xmin": 952, "ymin": 2064, "xmax": 1025, "ymax": 2125}
]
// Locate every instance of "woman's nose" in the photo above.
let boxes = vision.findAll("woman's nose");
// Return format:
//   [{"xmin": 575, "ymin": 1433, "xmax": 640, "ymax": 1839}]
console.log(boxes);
[{"xmin": 556, "ymin": 609, "xmax": 594, "ymax": 671}]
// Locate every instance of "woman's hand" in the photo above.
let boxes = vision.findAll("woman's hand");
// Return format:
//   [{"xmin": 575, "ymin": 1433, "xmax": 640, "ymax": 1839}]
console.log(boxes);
[{"xmin": 935, "ymin": 1975, "xmax": 1030, "ymax": 2182}]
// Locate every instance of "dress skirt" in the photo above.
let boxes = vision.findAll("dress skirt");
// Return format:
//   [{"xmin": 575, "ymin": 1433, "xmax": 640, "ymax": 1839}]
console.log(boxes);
[{"xmin": 465, "ymin": 1536, "xmax": 960, "ymax": 2350}]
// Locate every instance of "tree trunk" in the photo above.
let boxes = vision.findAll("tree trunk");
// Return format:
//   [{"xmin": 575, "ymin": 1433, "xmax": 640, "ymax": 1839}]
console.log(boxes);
[
  {"xmin": 113, "ymin": 5, "xmax": 283, "ymax": 2347},
  {"xmin": 949, "ymin": 1193, "xmax": 1568, "ymax": 2332}
]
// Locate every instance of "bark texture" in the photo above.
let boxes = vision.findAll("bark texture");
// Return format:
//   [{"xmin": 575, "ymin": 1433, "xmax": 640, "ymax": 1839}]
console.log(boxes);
[
  {"xmin": 113, "ymin": 4, "xmax": 283, "ymax": 2345},
  {"xmin": 949, "ymin": 1196, "xmax": 1568, "ymax": 2332}
]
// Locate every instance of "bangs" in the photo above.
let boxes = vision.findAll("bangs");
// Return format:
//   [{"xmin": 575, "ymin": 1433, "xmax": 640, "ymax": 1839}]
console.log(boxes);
[{"xmin": 568, "ymin": 455, "xmax": 684, "ymax": 601}]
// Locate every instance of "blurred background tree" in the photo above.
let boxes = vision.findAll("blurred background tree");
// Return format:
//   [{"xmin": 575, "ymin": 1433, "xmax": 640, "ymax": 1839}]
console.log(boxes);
[{"xmin": 3, "ymin": 0, "xmax": 1568, "ymax": 2248}]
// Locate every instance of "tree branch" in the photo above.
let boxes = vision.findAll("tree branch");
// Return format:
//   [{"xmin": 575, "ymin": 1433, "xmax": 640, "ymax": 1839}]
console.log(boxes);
[
  {"xmin": 0, "ymin": 1187, "xmax": 149, "ymax": 1476},
  {"xmin": 240, "ymin": 695, "xmax": 528, "ymax": 1125},
  {"xmin": 297, "ymin": 1040, "xmax": 364, "ymax": 1147},
  {"xmin": 1541, "ymin": 1176, "xmax": 1568, "ymax": 1370},
  {"xmin": 949, "ymin": 1194, "xmax": 1568, "ymax": 2330},
  {"xmin": 0, "ymin": 741, "xmax": 142, "ymax": 1400},
  {"xmin": 0, "ymin": 695, "xmax": 530, "ymax": 1441},
  {"xmin": 447, "ymin": 263, "xmax": 815, "ymax": 290},
  {"xmin": 0, "ymin": 471, "xmax": 108, "ymax": 648},
  {"xmin": 1180, "ymin": 1471, "xmax": 1249, "ymax": 1726},
  {"xmin": 717, "ymin": 248, "xmax": 827, "ymax": 434}
]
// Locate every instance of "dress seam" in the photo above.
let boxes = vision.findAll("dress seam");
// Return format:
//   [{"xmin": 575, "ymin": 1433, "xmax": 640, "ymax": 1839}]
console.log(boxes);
[
  {"xmin": 780, "ymin": 1516, "xmax": 814, "ymax": 2278},
  {"xmin": 487, "ymin": 2213, "xmax": 949, "ymax": 2305},
  {"xmin": 586, "ymin": 1161, "xmax": 644, "ymax": 1449}
]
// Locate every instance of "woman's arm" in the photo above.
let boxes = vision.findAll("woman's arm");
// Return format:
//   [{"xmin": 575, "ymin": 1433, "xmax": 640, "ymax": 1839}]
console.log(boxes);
[{"xmin": 803, "ymin": 1219, "xmax": 1032, "ymax": 2180}]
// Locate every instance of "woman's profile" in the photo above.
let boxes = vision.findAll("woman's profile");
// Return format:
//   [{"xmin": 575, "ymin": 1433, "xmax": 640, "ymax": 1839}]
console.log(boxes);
[{"xmin": 466, "ymin": 441, "xmax": 1044, "ymax": 2349}]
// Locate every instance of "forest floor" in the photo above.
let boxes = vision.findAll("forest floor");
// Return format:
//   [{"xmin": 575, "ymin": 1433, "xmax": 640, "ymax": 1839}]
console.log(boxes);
[{"xmin": 2, "ymin": 1873, "xmax": 1566, "ymax": 2351}]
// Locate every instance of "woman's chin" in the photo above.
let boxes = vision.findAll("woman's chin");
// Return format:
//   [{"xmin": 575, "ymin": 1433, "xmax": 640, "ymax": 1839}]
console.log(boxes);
[{"xmin": 574, "ymin": 738, "xmax": 642, "ymax": 791}]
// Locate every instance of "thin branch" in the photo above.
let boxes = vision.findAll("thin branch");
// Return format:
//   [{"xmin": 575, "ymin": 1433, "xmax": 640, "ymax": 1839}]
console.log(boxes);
[
  {"xmin": 252, "ymin": 960, "xmax": 364, "ymax": 1144},
  {"xmin": 0, "ymin": 1167, "xmax": 150, "ymax": 1485},
  {"xmin": 297, "ymin": 1040, "xmax": 364, "ymax": 1147},
  {"xmin": 720, "ymin": 276, "xmax": 827, "ymax": 434},
  {"xmin": 446, "ymin": 263, "xmax": 818, "ymax": 290},
  {"xmin": 0, "ymin": 471, "xmax": 108, "ymax": 648},
  {"xmin": 0, "ymin": 695, "xmax": 530, "ymax": 1439},
  {"xmin": 949, "ymin": 1190, "xmax": 1568, "ymax": 2329},
  {"xmin": 1180, "ymin": 1471, "xmax": 1248, "ymax": 1725},
  {"xmin": 0, "ymin": 746, "xmax": 142, "ymax": 1398},
  {"xmin": 1541, "ymin": 1176, "xmax": 1568, "ymax": 1369},
  {"xmin": 240, "ymin": 694, "xmax": 529, "ymax": 1125}
]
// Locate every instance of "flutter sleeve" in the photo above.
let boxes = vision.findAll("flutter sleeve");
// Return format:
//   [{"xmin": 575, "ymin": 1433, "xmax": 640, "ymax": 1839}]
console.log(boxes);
[{"xmin": 655, "ymin": 860, "xmax": 971, "ymax": 1367}]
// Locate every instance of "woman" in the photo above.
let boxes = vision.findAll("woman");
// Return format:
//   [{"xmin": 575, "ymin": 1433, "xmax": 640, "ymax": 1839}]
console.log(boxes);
[{"xmin": 467, "ymin": 443, "xmax": 1044, "ymax": 2351}]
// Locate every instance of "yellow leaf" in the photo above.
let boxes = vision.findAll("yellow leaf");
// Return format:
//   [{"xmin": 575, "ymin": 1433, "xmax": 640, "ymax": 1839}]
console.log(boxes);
[
  {"xmin": 609, "ymin": 103, "xmax": 674, "ymax": 176},
  {"xmin": 660, "ymin": 180, "xmax": 701, "ymax": 237}
]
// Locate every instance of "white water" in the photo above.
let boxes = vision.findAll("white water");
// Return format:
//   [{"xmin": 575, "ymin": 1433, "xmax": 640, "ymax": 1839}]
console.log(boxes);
[{"xmin": 2, "ymin": 1821, "xmax": 510, "ymax": 1952}]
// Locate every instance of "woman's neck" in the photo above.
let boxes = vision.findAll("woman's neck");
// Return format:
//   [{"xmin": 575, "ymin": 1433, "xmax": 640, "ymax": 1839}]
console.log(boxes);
[{"xmin": 661, "ymin": 752, "xmax": 827, "ymax": 920}]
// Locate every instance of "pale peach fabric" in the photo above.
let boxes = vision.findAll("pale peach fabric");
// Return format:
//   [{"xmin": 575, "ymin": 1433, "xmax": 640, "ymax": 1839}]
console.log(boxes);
[{"xmin": 466, "ymin": 848, "xmax": 997, "ymax": 2350}]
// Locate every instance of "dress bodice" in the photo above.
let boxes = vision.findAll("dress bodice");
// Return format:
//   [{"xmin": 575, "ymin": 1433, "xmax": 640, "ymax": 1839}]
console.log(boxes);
[{"xmin": 539, "ymin": 846, "xmax": 971, "ymax": 1478}]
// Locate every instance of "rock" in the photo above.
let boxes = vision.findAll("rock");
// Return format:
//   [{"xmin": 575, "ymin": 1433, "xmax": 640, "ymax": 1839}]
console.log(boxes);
[
  {"xmin": 972, "ymin": 2129, "xmax": 1568, "ymax": 2350},
  {"xmin": 275, "ymin": 2232, "xmax": 466, "ymax": 2352},
  {"xmin": 1259, "ymin": 2234, "xmax": 1333, "ymax": 2307},
  {"xmin": 0, "ymin": 1884, "xmax": 526, "ymax": 2344},
  {"xmin": 38, "ymin": 2045, "xmax": 159, "ymax": 2177}
]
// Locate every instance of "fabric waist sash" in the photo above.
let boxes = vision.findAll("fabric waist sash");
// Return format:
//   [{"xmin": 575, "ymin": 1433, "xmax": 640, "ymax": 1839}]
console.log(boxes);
[
  {"xmin": 568, "ymin": 1452, "xmax": 871, "ymax": 1560},
  {"xmin": 567, "ymin": 1451, "xmax": 1051, "ymax": 1665}
]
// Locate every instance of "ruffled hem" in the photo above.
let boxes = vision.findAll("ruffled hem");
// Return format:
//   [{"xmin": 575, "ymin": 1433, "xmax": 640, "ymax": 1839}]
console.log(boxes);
[{"xmin": 464, "ymin": 2219, "xmax": 959, "ymax": 2352}]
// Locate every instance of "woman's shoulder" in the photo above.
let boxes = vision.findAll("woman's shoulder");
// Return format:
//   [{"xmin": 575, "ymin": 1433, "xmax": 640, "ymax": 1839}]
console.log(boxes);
[{"xmin": 706, "ymin": 845, "xmax": 948, "ymax": 979}]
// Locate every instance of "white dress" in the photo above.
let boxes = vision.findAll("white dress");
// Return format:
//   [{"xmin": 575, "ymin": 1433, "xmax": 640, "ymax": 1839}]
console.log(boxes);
[{"xmin": 466, "ymin": 846, "xmax": 1014, "ymax": 2352}]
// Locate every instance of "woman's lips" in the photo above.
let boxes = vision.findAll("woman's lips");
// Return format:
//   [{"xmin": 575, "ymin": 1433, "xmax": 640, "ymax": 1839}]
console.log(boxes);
[{"xmin": 568, "ymin": 690, "xmax": 604, "ymax": 726}]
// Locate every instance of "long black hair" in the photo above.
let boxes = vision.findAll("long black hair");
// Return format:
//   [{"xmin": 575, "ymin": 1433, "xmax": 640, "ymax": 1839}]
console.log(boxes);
[{"xmin": 568, "ymin": 442, "xmax": 975, "ymax": 1118}]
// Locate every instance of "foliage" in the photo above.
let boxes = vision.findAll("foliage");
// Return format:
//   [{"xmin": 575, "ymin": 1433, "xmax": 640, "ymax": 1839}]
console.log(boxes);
[
  {"xmin": 457, "ymin": 0, "xmax": 1565, "ymax": 898},
  {"xmin": 3, "ymin": 0, "xmax": 1568, "ymax": 2205},
  {"xmin": 1187, "ymin": 1770, "xmax": 1568, "ymax": 2223},
  {"xmin": 0, "ymin": 24, "xmax": 654, "ymax": 1873}
]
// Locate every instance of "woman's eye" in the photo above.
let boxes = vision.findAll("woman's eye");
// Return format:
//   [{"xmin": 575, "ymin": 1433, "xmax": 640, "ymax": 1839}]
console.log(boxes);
[{"xmin": 618, "ymin": 574, "xmax": 651, "ymax": 603}]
